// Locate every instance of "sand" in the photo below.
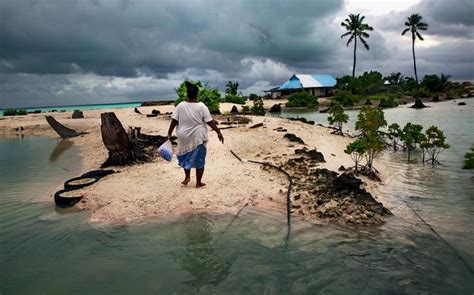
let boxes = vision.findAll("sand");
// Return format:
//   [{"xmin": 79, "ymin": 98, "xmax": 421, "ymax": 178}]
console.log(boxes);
[{"xmin": 0, "ymin": 100, "xmax": 387, "ymax": 224}]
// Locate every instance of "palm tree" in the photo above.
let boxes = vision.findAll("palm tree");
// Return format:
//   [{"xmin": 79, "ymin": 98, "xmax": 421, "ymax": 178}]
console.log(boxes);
[
  {"xmin": 402, "ymin": 13, "xmax": 428, "ymax": 86},
  {"xmin": 341, "ymin": 13, "xmax": 374, "ymax": 78},
  {"xmin": 225, "ymin": 81, "xmax": 239, "ymax": 96}
]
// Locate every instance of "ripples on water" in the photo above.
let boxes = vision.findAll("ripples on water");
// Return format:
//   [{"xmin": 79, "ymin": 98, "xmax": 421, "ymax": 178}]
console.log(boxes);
[{"xmin": 1, "ymin": 101, "xmax": 474, "ymax": 294}]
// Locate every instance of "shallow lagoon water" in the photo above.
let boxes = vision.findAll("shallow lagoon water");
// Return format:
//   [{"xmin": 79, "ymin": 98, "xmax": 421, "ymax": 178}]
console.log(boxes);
[{"xmin": 1, "ymin": 100, "xmax": 474, "ymax": 294}]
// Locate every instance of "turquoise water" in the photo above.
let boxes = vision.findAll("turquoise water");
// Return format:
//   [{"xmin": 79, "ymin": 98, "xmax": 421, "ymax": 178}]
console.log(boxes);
[
  {"xmin": 1, "ymin": 101, "xmax": 474, "ymax": 293},
  {"xmin": 0, "ymin": 102, "xmax": 143, "ymax": 116}
]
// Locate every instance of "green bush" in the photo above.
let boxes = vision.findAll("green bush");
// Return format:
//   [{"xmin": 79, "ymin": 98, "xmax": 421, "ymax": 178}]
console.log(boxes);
[
  {"xmin": 286, "ymin": 91, "xmax": 318, "ymax": 108},
  {"xmin": 327, "ymin": 102, "xmax": 349, "ymax": 135},
  {"xmin": 463, "ymin": 146, "xmax": 474, "ymax": 170},
  {"xmin": 223, "ymin": 94, "xmax": 246, "ymax": 104},
  {"xmin": 249, "ymin": 93, "xmax": 259, "ymax": 100},
  {"xmin": 241, "ymin": 105, "xmax": 251, "ymax": 114},
  {"xmin": 3, "ymin": 109, "xmax": 27, "ymax": 116},
  {"xmin": 409, "ymin": 88, "xmax": 432, "ymax": 98},
  {"xmin": 250, "ymin": 97, "xmax": 265, "ymax": 115},
  {"xmin": 333, "ymin": 90, "xmax": 356, "ymax": 106},
  {"xmin": 174, "ymin": 80, "xmax": 221, "ymax": 113}
]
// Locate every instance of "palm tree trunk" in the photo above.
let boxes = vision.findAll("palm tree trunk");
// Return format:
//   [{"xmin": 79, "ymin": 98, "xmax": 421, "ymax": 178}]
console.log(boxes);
[
  {"xmin": 352, "ymin": 37, "xmax": 357, "ymax": 78},
  {"xmin": 412, "ymin": 33, "xmax": 418, "ymax": 86}
]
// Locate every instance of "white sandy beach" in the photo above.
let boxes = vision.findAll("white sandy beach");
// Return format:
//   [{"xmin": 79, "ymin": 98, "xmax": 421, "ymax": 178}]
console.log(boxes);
[{"xmin": 0, "ymin": 101, "xmax": 387, "ymax": 224}]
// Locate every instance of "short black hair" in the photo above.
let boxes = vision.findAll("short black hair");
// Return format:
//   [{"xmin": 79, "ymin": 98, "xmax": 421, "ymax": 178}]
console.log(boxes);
[{"xmin": 185, "ymin": 81, "xmax": 199, "ymax": 99}]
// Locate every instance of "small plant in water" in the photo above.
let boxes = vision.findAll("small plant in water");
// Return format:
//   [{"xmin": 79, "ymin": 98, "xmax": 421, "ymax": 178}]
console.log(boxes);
[
  {"xmin": 419, "ymin": 125, "xmax": 450, "ymax": 165},
  {"xmin": 400, "ymin": 122, "xmax": 423, "ymax": 161},
  {"xmin": 344, "ymin": 138, "xmax": 365, "ymax": 175},
  {"xmin": 327, "ymin": 102, "xmax": 349, "ymax": 136},
  {"xmin": 463, "ymin": 146, "xmax": 474, "ymax": 172},
  {"xmin": 354, "ymin": 106, "xmax": 386, "ymax": 172},
  {"xmin": 387, "ymin": 123, "xmax": 403, "ymax": 151}
]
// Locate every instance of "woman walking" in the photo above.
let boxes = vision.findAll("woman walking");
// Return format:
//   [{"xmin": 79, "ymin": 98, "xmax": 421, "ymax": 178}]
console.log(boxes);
[{"xmin": 167, "ymin": 81, "xmax": 224, "ymax": 188}]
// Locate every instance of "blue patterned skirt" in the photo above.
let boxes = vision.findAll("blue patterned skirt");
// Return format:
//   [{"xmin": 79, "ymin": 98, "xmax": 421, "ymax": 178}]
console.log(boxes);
[{"xmin": 177, "ymin": 144, "xmax": 207, "ymax": 169}]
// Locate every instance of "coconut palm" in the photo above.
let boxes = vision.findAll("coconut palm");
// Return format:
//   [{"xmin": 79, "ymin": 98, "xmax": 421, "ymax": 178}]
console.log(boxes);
[
  {"xmin": 402, "ymin": 13, "xmax": 428, "ymax": 86},
  {"xmin": 225, "ymin": 81, "xmax": 239, "ymax": 95},
  {"xmin": 341, "ymin": 13, "xmax": 374, "ymax": 78}
]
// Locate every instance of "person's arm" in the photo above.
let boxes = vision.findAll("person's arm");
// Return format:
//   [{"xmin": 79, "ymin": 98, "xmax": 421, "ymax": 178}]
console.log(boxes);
[
  {"xmin": 207, "ymin": 120, "xmax": 224, "ymax": 144},
  {"xmin": 167, "ymin": 119, "xmax": 178, "ymax": 139}
]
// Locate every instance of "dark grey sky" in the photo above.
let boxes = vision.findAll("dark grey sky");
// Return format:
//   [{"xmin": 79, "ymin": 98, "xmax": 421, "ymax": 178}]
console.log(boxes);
[{"xmin": 0, "ymin": 0, "xmax": 473, "ymax": 108}]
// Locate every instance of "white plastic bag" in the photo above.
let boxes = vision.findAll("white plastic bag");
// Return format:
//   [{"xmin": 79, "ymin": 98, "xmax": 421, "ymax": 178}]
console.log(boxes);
[{"xmin": 158, "ymin": 140, "xmax": 173, "ymax": 161}]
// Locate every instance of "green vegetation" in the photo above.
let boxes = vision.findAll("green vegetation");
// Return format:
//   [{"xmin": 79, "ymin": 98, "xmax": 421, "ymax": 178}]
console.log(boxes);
[
  {"xmin": 250, "ymin": 97, "xmax": 265, "ymax": 116},
  {"xmin": 344, "ymin": 139, "xmax": 365, "ymax": 175},
  {"xmin": 340, "ymin": 13, "xmax": 374, "ymax": 78},
  {"xmin": 241, "ymin": 105, "xmax": 251, "ymax": 114},
  {"xmin": 225, "ymin": 81, "xmax": 240, "ymax": 96},
  {"xmin": 387, "ymin": 123, "xmax": 402, "ymax": 151},
  {"xmin": 175, "ymin": 80, "xmax": 221, "ymax": 113},
  {"xmin": 223, "ymin": 94, "xmax": 246, "ymax": 104},
  {"xmin": 354, "ymin": 106, "xmax": 387, "ymax": 170},
  {"xmin": 327, "ymin": 102, "xmax": 349, "ymax": 135},
  {"xmin": 463, "ymin": 146, "xmax": 474, "ymax": 171},
  {"xmin": 400, "ymin": 122, "xmax": 423, "ymax": 161},
  {"xmin": 249, "ymin": 93, "xmax": 259, "ymax": 100},
  {"xmin": 420, "ymin": 126, "xmax": 450, "ymax": 165},
  {"xmin": 285, "ymin": 91, "xmax": 318, "ymax": 108},
  {"xmin": 402, "ymin": 13, "xmax": 428, "ymax": 85},
  {"xmin": 3, "ymin": 109, "xmax": 27, "ymax": 116}
]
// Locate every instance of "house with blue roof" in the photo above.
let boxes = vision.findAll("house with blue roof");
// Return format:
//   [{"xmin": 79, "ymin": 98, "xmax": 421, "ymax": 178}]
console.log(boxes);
[{"xmin": 265, "ymin": 74, "xmax": 337, "ymax": 98}]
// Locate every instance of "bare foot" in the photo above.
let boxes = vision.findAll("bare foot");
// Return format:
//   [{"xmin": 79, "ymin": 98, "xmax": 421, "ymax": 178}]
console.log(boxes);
[
  {"xmin": 181, "ymin": 178, "xmax": 190, "ymax": 185},
  {"xmin": 196, "ymin": 183, "xmax": 206, "ymax": 188}
]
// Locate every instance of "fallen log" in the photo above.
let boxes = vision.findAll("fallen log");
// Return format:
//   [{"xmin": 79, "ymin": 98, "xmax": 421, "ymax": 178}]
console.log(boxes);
[{"xmin": 45, "ymin": 115, "xmax": 86, "ymax": 139}]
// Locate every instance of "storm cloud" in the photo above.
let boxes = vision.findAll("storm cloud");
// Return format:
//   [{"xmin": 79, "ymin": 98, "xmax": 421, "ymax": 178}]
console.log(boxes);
[{"xmin": 0, "ymin": 0, "xmax": 472, "ymax": 108}]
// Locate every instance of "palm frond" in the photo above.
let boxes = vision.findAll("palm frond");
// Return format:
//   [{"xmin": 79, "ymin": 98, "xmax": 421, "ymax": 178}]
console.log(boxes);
[
  {"xmin": 359, "ymin": 37, "xmax": 370, "ymax": 50},
  {"xmin": 341, "ymin": 31, "xmax": 352, "ymax": 38},
  {"xmin": 401, "ymin": 28, "xmax": 410, "ymax": 35},
  {"xmin": 416, "ymin": 31, "xmax": 424, "ymax": 40},
  {"xmin": 346, "ymin": 34, "xmax": 355, "ymax": 46}
]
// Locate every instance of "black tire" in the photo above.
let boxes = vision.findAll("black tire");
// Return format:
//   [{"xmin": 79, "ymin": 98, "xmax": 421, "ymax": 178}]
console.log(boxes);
[
  {"xmin": 54, "ymin": 189, "xmax": 83, "ymax": 208},
  {"xmin": 64, "ymin": 175, "xmax": 100, "ymax": 190},
  {"xmin": 81, "ymin": 169, "xmax": 115, "ymax": 178}
]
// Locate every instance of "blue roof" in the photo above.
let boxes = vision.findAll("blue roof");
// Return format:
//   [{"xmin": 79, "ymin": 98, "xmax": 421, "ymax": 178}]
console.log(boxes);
[
  {"xmin": 312, "ymin": 74, "xmax": 336, "ymax": 87},
  {"xmin": 279, "ymin": 74, "xmax": 336, "ymax": 90},
  {"xmin": 279, "ymin": 75, "xmax": 302, "ymax": 90}
]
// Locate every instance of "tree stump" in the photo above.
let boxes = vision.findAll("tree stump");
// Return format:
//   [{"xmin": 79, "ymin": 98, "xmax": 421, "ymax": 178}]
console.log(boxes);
[
  {"xmin": 72, "ymin": 110, "xmax": 84, "ymax": 119},
  {"xmin": 100, "ymin": 112, "xmax": 147, "ymax": 167},
  {"xmin": 410, "ymin": 98, "xmax": 428, "ymax": 109}
]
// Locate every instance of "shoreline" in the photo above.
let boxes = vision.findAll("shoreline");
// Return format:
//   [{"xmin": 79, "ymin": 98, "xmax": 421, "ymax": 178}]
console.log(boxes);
[{"xmin": 0, "ymin": 101, "xmax": 390, "ymax": 225}]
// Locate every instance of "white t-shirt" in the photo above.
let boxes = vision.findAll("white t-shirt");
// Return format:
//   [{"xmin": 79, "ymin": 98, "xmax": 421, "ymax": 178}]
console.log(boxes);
[{"xmin": 172, "ymin": 101, "xmax": 213, "ymax": 156}]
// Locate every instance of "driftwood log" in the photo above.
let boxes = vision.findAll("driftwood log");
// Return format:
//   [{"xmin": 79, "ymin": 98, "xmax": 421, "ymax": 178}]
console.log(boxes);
[
  {"xmin": 45, "ymin": 115, "xmax": 85, "ymax": 138},
  {"xmin": 100, "ymin": 112, "xmax": 149, "ymax": 167}
]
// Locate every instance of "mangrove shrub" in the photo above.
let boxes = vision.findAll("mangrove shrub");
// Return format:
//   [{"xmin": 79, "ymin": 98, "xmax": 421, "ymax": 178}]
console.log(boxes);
[
  {"xmin": 419, "ymin": 125, "xmax": 450, "ymax": 165},
  {"xmin": 400, "ymin": 122, "xmax": 423, "ymax": 161},
  {"xmin": 286, "ymin": 91, "xmax": 318, "ymax": 108},
  {"xmin": 327, "ymin": 102, "xmax": 349, "ymax": 135}
]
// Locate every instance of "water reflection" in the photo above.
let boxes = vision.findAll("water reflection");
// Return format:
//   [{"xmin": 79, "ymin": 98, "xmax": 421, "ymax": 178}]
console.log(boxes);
[
  {"xmin": 172, "ymin": 214, "xmax": 231, "ymax": 291},
  {"xmin": 49, "ymin": 139, "xmax": 73, "ymax": 162}
]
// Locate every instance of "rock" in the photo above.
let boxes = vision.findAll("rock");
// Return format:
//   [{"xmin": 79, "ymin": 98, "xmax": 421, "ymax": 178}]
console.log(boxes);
[
  {"xmin": 359, "ymin": 213, "xmax": 368, "ymax": 219},
  {"xmin": 319, "ymin": 200, "xmax": 339, "ymax": 215},
  {"xmin": 295, "ymin": 148, "xmax": 325, "ymax": 162},
  {"xmin": 458, "ymin": 102, "xmax": 467, "ymax": 106},
  {"xmin": 230, "ymin": 105, "xmax": 239, "ymax": 114},
  {"xmin": 72, "ymin": 110, "xmax": 84, "ymax": 119},
  {"xmin": 334, "ymin": 172, "xmax": 362, "ymax": 192},
  {"xmin": 288, "ymin": 117, "xmax": 314, "ymax": 125},
  {"xmin": 274, "ymin": 127, "xmax": 287, "ymax": 132},
  {"xmin": 410, "ymin": 98, "xmax": 428, "ymax": 109},
  {"xmin": 268, "ymin": 104, "xmax": 282, "ymax": 113},
  {"xmin": 319, "ymin": 108, "xmax": 329, "ymax": 113},
  {"xmin": 338, "ymin": 165, "xmax": 346, "ymax": 171},
  {"xmin": 365, "ymin": 99, "xmax": 372, "ymax": 105},
  {"xmin": 431, "ymin": 94, "xmax": 440, "ymax": 102},
  {"xmin": 151, "ymin": 109, "xmax": 161, "ymax": 115},
  {"xmin": 284, "ymin": 133, "xmax": 305, "ymax": 144}
]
